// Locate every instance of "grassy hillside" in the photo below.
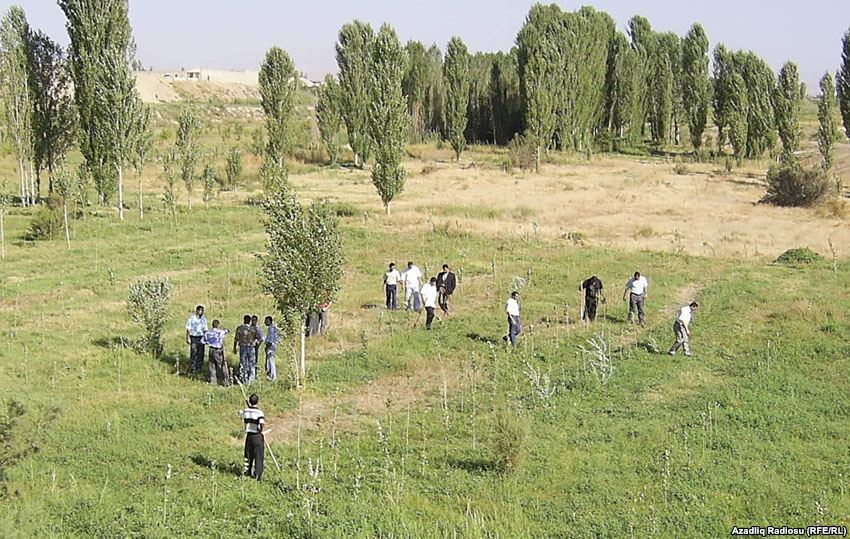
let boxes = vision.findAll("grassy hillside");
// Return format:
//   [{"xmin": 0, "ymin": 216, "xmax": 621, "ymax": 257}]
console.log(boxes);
[{"xmin": 1, "ymin": 182, "xmax": 848, "ymax": 536}]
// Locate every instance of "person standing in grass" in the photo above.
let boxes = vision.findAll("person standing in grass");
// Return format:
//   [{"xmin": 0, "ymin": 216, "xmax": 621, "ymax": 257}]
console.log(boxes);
[
  {"xmin": 203, "ymin": 319, "xmax": 230, "ymax": 386},
  {"xmin": 383, "ymin": 262, "xmax": 401, "ymax": 310},
  {"xmin": 240, "ymin": 393, "xmax": 265, "ymax": 480},
  {"xmin": 506, "ymin": 291, "xmax": 522, "ymax": 347},
  {"xmin": 264, "ymin": 316, "xmax": 279, "ymax": 381},
  {"xmin": 251, "ymin": 315, "xmax": 264, "ymax": 361},
  {"xmin": 580, "ymin": 275, "xmax": 605, "ymax": 323},
  {"xmin": 185, "ymin": 305, "xmax": 208, "ymax": 374},
  {"xmin": 436, "ymin": 264, "xmax": 457, "ymax": 316},
  {"xmin": 623, "ymin": 271, "xmax": 649, "ymax": 327},
  {"xmin": 420, "ymin": 277, "xmax": 439, "ymax": 330},
  {"xmin": 402, "ymin": 261, "xmax": 423, "ymax": 312},
  {"xmin": 234, "ymin": 315, "xmax": 260, "ymax": 383},
  {"xmin": 669, "ymin": 302, "xmax": 699, "ymax": 357}
]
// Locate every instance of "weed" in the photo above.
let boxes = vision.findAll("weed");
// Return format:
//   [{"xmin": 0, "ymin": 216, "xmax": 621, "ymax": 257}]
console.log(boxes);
[
  {"xmin": 774, "ymin": 247, "xmax": 824, "ymax": 265},
  {"xmin": 492, "ymin": 409, "xmax": 528, "ymax": 473}
]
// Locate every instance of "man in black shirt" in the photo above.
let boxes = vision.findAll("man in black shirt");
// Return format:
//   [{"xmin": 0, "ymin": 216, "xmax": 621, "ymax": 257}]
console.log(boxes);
[
  {"xmin": 436, "ymin": 264, "xmax": 457, "ymax": 315},
  {"xmin": 580, "ymin": 275, "xmax": 605, "ymax": 323}
]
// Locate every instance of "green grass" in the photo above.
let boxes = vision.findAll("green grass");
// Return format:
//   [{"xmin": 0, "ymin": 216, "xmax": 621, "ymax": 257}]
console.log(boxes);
[{"xmin": 1, "ymin": 187, "xmax": 849, "ymax": 537}]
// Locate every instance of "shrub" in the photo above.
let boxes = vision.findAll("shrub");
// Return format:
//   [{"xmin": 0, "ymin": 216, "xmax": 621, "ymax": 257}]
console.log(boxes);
[
  {"xmin": 507, "ymin": 134, "xmax": 536, "ymax": 173},
  {"xmin": 327, "ymin": 201, "xmax": 359, "ymax": 218},
  {"xmin": 127, "ymin": 278, "xmax": 172, "ymax": 357},
  {"xmin": 774, "ymin": 247, "xmax": 824, "ymax": 265},
  {"xmin": 763, "ymin": 164, "xmax": 832, "ymax": 207},
  {"xmin": 24, "ymin": 196, "xmax": 63, "ymax": 241},
  {"xmin": 492, "ymin": 409, "xmax": 528, "ymax": 473},
  {"xmin": 673, "ymin": 162, "xmax": 689, "ymax": 175}
]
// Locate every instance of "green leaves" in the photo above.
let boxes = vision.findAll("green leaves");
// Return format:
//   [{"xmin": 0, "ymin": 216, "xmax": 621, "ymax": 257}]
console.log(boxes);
[
  {"xmin": 682, "ymin": 24, "xmax": 710, "ymax": 151},
  {"xmin": 259, "ymin": 47, "xmax": 298, "ymax": 171},
  {"xmin": 127, "ymin": 278, "xmax": 172, "ymax": 358},
  {"xmin": 817, "ymin": 73, "xmax": 840, "ymax": 171},
  {"xmin": 175, "ymin": 109, "xmax": 201, "ymax": 206},
  {"xmin": 837, "ymin": 29, "xmax": 850, "ymax": 142},
  {"xmin": 444, "ymin": 36, "xmax": 470, "ymax": 161},
  {"xmin": 316, "ymin": 74, "xmax": 343, "ymax": 166},
  {"xmin": 336, "ymin": 21, "xmax": 375, "ymax": 167},
  {"xmin": 774, "ymin": 61, "xmax": 802, "ymax": 162}
]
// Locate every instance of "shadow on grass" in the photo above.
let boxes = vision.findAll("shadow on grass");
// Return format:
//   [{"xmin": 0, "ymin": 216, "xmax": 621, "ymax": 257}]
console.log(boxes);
[
  {"xmin": 92, "ymin": 336, "xmax": 131, "ymax": 350},
  {"xmin": 447, "ymin": 456, "xmax": 499, "ymax": 475},
  {"xmin": 190, "ymin": 454, "xmax": 243, "ymax": 477},
  {"xmin": 466, "ymin": 332, "xmax": 500, "ymax": 345}
]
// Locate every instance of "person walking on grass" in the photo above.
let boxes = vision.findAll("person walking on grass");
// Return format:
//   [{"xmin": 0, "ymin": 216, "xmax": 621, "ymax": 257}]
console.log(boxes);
[
  {"xmin": 580, "ymin": 275, "xmax": 605, "ymax": 323},
  {"xmin": 185, "ymin": 305, "xmax": 208, "ymax": 374},
  {"xmin": 402, "ymin": 261, "xmax": 423, "ymax": 312},
  {"xmin": 506, "ymin": 291, "xmax": 522, "ymax": 347},
  {"xmin": 234, "ymin": 315, "xmax": 260, "ymax": 383},
  {"xmin": 264, "ymin": 316, "xmax": 279, "ymax": 381},
  {"xmin": 240, "ymin": 393, "xmax": 265, "ymax": 480},
  {"xmin": 251, "ymin": 315, "xmax": 264, "ymax": 362},
  {"xmin": 436, "ymin": 264, "xmax": 457, "ymax": 315},
  {"xmin": 421, "ymin": 277, "xmax": 439, "ymax": 330},
  {"xmin": 203, "ymin": 319, "xmax": 230, "ymax": 386},
  {"xmin": 669, "ymin": 302, "xmax": 699, "ymax": 357},
  {"xmin": 623, "ymin": 271, "xmax": 649, "ymax": 327},
  {"xmin": 383, "ymin": 262, "xmax": 401, "ymax": 310}
]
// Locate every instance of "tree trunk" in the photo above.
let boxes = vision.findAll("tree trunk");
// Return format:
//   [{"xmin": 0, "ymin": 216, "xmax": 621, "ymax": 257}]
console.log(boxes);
[
  {"xmin": 36, "ymin": 168, "xmax": 42, "ymax": 200},
  {"xmin": 299, "ymin": 324, "xmax": 307, "ymax": 387},
  {"xmin": 63, "ymin": 201, "xmax": 70, "ymax": 250},
  {"xmin": 385, "ymin": 201, "xmax": 391, "ymax": 216},
  {"xmin": 18, "ymin": 159, "xmax": 27, "ymax": 207},
  {"xmin": 29, "ymin": 162, "xmax": 36, "ymax": 205},
  {"xmin": 117, "ymin": 164, "xmax": 125, "ymax": 221}
]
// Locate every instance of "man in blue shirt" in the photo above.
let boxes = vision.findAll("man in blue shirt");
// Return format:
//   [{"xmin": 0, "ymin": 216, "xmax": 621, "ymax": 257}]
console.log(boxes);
[
  {"xmin": 203, "ymin": 319, "xmax": 230, "ymax": 386},
  {"xmin": 185, "ymin": 305, "xmax": 208, "ymax": 374},
  {"xmin": 264, "ymin": 316, "xmax": 280, "ymax": 381}
]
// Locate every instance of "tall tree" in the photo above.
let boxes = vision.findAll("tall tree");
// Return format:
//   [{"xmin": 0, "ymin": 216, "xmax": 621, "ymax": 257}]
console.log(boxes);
[
  {"xmin": 424, "ymin": 44, "xmax": 446, "ymax": 136},
  {"xmin": 817, "ymin": 72, "xmax": 841, "ymax": 172},
  {"xmin": 443, "ymin": 36, "xmax": 470, "ymax": 161},
  {"xmin": 727, "ymin": 71, "xmax": 749, "ymax": 164},
  {"xmin": 774, "ymin": 61, "xmax": 802, "ymax": 163},
  {"xmin": 261, "ymin": 186, "xmax": 344, "ymax": 386},
  {"xmin": 649, "ymin": 32, "xmax": 677, "ymax": 146},
  {"xmin": 316, "ymin": 74, "xmax": 343, "ymax": 166},
  {"xmin": 53, "ymin": 162, "xmax": 77, "ymax": 249},
  {"xmin": 368, "ymin": 24, "xmax": 407, "ymax": 215},
  {"xmin": 681, "ymin": 23, "xmax": 710, "ymax": 151},
  {"xmin": 0, "ymin": 6, "xmax": 35, "ymax": 206},
  {"xmin": 336, "ymin": 21, "xmax": 374, "ymax": 168},
  {"xmin": 837, "ymin": 29, "xmax": 850, "ymax": 142},
  {"xmin": 403, "ymin": 40, "xmax": 429, "ymax": 142},
  {"xmin": 26, "ymin": 30, "xmax": 76, "ymax": 195},
  {"xmin": 259, "ymin": 46, "xmax": 298, "ymax": 172},
  {"xmin": 489, "ymin": 50, "xmax": 522, "ymax": 145},
  {"xmin": 713, "ymin": 44, "xmax": 735, "ymax": 151},
  {"xmin": 175, "ymin": 109, "xmax": 201, "ymax": 209},
  {"xmin": 736, "ymin": 51, "xmax": 777, "ymax": 158}
]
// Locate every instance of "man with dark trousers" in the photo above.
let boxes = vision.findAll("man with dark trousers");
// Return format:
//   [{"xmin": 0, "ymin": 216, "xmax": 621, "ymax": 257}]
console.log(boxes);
[
  {"xmin": 436, "ymin": 264, "xmax": 457, "ymax": 315},
  {"xmin": 185, "ymin": 305, "xmax": 208, "ymax": 373},
  {"xmin": 580, "ymin": 275, "xmax": 605, "ymax": 322},
  {"xmin": 383, "ymin": 262, "xmax": 401, "ymax": 310},
  {"xmin": 240, "ymin": 393, "xmax": 265, "ymax": 480}
]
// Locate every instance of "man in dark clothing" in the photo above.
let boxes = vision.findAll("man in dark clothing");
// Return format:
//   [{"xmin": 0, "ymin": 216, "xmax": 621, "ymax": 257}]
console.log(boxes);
[
  {"xmin": 436, "ymin": 264, "xmax": 457, "ymax": 315},
  {"xmin": 251, "ymin": 315, "xmax": 264, "ymax": 361},
  {"xmin": 580, "ymin": 276, "xmax": 605, "ymax": 322},
  {"xmin": 240, "ymin": 393, "xmax": 265, "ymax": 480},
  {"xmin": 234, "ymin": 315, "xmax": 260, "ymax": 383}
]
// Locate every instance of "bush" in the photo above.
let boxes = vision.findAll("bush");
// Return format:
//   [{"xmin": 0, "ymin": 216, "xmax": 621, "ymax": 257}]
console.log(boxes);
[
  {"xmin": 24, "ymin": 196, "xmax": 63, "ymax": 241},
  {"xmin": 673, "ymin": 162, "xmax": 689, "ymax": 175},
  {"xmin": 127, "ymin": 278, "xmax": 172, "ymax": 357},
  {"xmin": 492, "ymin": 409, "xmax": 528, "ymax": 474},
  {"xmin": 774, "ymin": 247, "xmax": 824, "ymax": 265},
  {"xmin": 763, "ymin": 164, "xmax": 832, "ymax": 207},
  {"xmin": 507, "ymin": 134, "xmax": 536, "ymax": 173}
]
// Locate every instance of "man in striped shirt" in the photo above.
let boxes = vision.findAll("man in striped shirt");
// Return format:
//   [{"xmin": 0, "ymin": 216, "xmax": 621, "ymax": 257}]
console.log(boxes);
[{"xmin": 240, "ymin": 393, "xmax": 265, "ymax": 480}]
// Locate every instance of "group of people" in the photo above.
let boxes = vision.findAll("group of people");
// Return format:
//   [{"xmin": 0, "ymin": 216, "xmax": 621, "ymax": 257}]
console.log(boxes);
[
  {"xmin": 185, "ymin": 306, "xmax": 281, "ymax": 386},
  {"xmin": 383, "ymin": 261, "xmax": 457, "ymax": 330}
]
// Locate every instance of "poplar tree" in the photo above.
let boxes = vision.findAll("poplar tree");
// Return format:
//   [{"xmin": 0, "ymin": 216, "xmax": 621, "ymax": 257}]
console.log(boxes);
[
  {"xmin": 259, "ymin": 46, "xmax": 298, "ymax": 171},
  {"xmin": 649, "ymin": 33, "xmax": 676, "ymax": 146},
  {"xmin": 316, "ymin": 74, "xmax": 343, "ymax": 166},
  {"xmin": 681, "ymin": 23, "xmax": 709, "ymax": 151},
  {"xmin": 368, "ymin": 24, "xmax": 407, "ymax": 214},
  {"xmin": 0, "ymin": 6, "xmax": 35, "ymax": 206},
  {"xmin": 727, "ymin": 71, "xmax": 749, "ymax": 164},
  {"xmin": 817, "ymin": 73, "xmax": 840, "ymax": 172},
  {"xmin": 737, "ymin": 51, "xmax": 777, "ymax": 158},
  {"xmin": 837, "ymin": 29, "xmax": 850, "ymax": 142},
  {"xmin": 403, "ymin": 40, "xmax": 429, "ymax": 141},
  {"xmin": 713, "ymin": 44, "xmax": 734, "ymax": 150},
  {"xmin": 175, "ymin": 109, "xmax": 201, "ymax": 209},
  {"xmin": 774, "ymin": 61, "xmax": 802, "ymax": 162},
  {"xmin": 443, "ymin": 36, "xmax": 470, "ymax": 161},
  {"xmin": 424, "ymin": 44, "xmax": 446, "ymax": 136},
  {"xmin": 26, "ymin": 30, "xmax": 76, "ymax": 195},
  {"xmin": 336, "ymin": 21, "xmax": 374, "ymax": 168},
  {"xmin": 53, "ymin": 162, "xmax": 77, "ymax": 249}
]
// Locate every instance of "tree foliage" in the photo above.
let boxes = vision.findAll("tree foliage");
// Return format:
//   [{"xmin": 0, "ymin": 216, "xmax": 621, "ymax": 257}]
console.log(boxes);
[
  {"xmin": 368, "ymin": 24, "xmax": 407, "ymax": 213},
  {"xmin": 336, "ymin": 21, "xmax": 374, "ymax": 167},
  {"xmin": 837, "ymin": 29, "xmax": 850, "ymax": 142},
  {"xmin": 403, "ymin": 40, "xmax": 429, "ymax": 141},
  {"xmin": 175, "ymin": 109, "xmax": 201, "ymax": 208},
  {"xmin": 316, "ymin": 74, "xmax": 343, "ymax": 166},
  {"xmin": 681, "ymin": 23, "xmax": 710, "ymax": 151},
  {"xmin": 726, "ymin": 71, "xmax": 749, "ymax": 163},
  {"xmin": 774, "ymin": 61, "xmax": 802, "ymax": 162},
  {"xmin": 443, "ymin": 36, "xmax": 470, "ymax": 161},
  {"xmin": 259, "ymin": 46, "xmax": 298, "ymax": 170},
  {"xmin": 817, "ymin": 73, "xmax": 841, "ymax": 171},
  {"xmin": 224, "ymin": 147, "xmax": 242, "ymax": 190},
  {"xmin": 127, "ymin": 278, "xmax": 172, "ymax": 358}
]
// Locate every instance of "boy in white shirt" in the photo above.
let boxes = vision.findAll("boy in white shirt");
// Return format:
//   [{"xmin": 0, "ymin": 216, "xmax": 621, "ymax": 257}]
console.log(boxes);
[
  {"xmin": 623, "ymin": 272, "xmax": 649, "ymax": 327},
  {"xmin": 669, "ymin": 301, "xmax": 698, "ymax": 356},
  {"xmin": 420, "ymin": 277, "xmax": 438, "ymax": 329},
  {"xmin": 505, "ymin": 291, "xmax": 521, "ymax": 347}
]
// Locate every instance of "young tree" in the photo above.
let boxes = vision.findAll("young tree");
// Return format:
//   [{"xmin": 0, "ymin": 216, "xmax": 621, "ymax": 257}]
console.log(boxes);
[
  {"xmin": 26, "ymin": 30, "xmax": 76, "ymax": 196},
  {"xmin": 316, "ymin": 74, "xmax": 343, "ymax": 166},
  {"xmin": 368, "ymin": 24, "xmax": 408, "ymax": 214},
  {"xmin": 161, "ymin": 149, "xmax": 178, "ymax": 226},
  {"xmin": 259, "ymin": 46, "xmax": 298, "ymax": 171},
  {"xmin": 175, "ymin": 109, "xmax": 201, "ymax": 209},
  {"xmin": 0, "ymin": 186, "xmax": 10, "ymax": 259},
  {"xmin": 817, "ymin": 73, "xmax": 841, "ymax": 172},
  {"xmin": 202, "ymin": 164, "xmax": 217, "ymax": 204},
  {"xmin": 261, "ymin": 185, "xmax": 344, "ymax": 386},
  {"xmin": 127, "ymin": 278, "xmax": 172, "ymax": 358},
  {"xmin": 53, "ymin": 162, "xmax": 77, "ymax": 249},
  {"xmin": 681, "ymin": 23, "xmax": 710, "ymax": 152},
  {"xmin": 837, "ymin": 29, "xmax": 850, "ymax": 142},
  {"xmin": 225, "ymin": 147, "xmax": 243, "ymax": 190},
  {"xmin": 336, "ymin": 21, "xmax": 374, "ymax": 168},
  {"xmin": 0, "ymin": 6, "xmax": 35, "ymax": 206},
  {"xmin": 443, "ymin": 36, "xmax": 470, "ymax": 161},
  {"xmin": 774, "ymin": 61, "xmax": 802, "ymax": 163}
]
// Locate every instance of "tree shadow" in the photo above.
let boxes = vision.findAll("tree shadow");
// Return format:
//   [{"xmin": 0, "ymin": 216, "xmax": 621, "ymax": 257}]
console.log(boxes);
[
  {"xmin": 447, "ymin": 456, "xmax": 499, "ymax": 475},
  {"xmin": 635, "ymin": 340, "xmax": 663, "ymax": 354},
  {"xmin": 92, "ymin": 336, "xmax": 131, "ymax": 350},
  {"xmin": 466, "ymin": 332, "xmax": 500, "ymax": 345},
  {"xmin": 190, "ymin": 454, "xmax": 243, "ymax": 477}
]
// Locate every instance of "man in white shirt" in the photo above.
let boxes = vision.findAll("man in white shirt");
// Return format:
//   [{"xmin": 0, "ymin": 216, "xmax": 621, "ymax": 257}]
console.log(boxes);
[
  {"xmin": 420, "ymin": 277, "xmax": 438, "ymax": 329},
  {"xmin": 402, "ymin": 261, "xmax": 423, "ymax": 312},
  {"xmin": 505, "ymin": 291, "xmax": 521, "ymax": 347},
  {"xmin": 669, "ymin": 301, "xmax": 699, "ymax": 356},
  {"xmin": 383, "ymin": 262, "xmax": 401, "ymax": 310},
  {"xmin": 185, "ymin": 305, "xmax": 208, "ymax": 373},
  {"xmin": 622, "ymin": 272, "xmax": 649, "ymax": 327}
]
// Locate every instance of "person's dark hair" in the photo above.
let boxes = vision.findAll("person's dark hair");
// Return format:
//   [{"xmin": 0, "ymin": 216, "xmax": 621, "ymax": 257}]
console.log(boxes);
[
  {"xmin": 212, "ymin": 319, "xmax": 220, "ymax": 327},
  {"xmin": 389, "ymin": 262, "xmax": 395, "ymax": 268},
  {"xmin": 251, "ymin": 315, "xmax": 258, "ymax": 322},
  {"xmin": 511, "ymin": 291, "xmax": 518, "ymax": 298},
  {"xmin": 634, "ymin": 272, "xmax": 641, "ymax": 278},
  {"xmin": 430, "ymin": 277, "xmax": 437, "ymax": 283},
  {"xmin": 248, "ymin": 394, "xmax": 259, "ymax": 406},
  {"xmin": 265, "ymin": 315, "xmax": 273, "ymax": 324},
  {"xmin": 442, "ymin": 264, "xmax": 449, "ymax": 270},
  {"xmin": 196, "ymin": 305, "xmax": 204, "ymax": 312},
  {"xmin": 407, "ymin": 261, "xmax": 413, "ymax": 267},
  {"xmin": 690, "ymin": 301, "xmax": 699, "ymax": 308},
  {"xmin": 243, "ymin": 314, "xmax": 251, "ymax": 324}
]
